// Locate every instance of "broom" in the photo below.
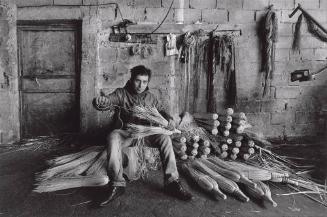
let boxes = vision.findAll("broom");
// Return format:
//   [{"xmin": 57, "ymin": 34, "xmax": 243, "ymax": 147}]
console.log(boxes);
[{"xmin": 228, "ymin": 161, "xmax": 289, "ymax": 181}]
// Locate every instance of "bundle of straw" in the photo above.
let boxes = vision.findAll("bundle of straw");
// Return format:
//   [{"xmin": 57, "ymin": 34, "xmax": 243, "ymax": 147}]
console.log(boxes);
[
  {"xmin": 34, "ymin": 175, "xmax": 109, "ymax": 193},
  {"xmin": 177, "ymin": 112, "xmax": 196, "ymax": 130},
  {"xmin": 37, "ymin": 150, "xmax": 101, "ymax": 181},
  {"xmin": 130, "ymin": 105, "xmax": 169, "ymax": 127},
  {"xmin": 243, "ymin": 129, "xmax": 272, "ymax": 148},
  {"xmin": 47, "ymin": 146, "xmax": 103, "ymax": 166},
  {"xmin": 126, "ymin": 124, "xmax": 181, "ymax": 138}
]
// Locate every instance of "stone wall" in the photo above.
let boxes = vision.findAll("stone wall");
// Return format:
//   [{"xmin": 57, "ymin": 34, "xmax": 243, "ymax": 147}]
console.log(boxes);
[{"xmin": 1, "ymin": 0, "xmax": 327, "ymax": 143}]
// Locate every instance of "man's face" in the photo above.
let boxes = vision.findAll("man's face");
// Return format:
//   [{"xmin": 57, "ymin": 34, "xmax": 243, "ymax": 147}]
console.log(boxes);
[{"xmin": 132, "ymin": 75, "xmax": 149, "ymax": 94}]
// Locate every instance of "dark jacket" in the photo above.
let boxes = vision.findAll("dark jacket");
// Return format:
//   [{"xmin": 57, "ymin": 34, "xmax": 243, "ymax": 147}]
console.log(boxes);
[{"xmin": 95, "ymin": 81, "xmax": 173, "ymax": 129}]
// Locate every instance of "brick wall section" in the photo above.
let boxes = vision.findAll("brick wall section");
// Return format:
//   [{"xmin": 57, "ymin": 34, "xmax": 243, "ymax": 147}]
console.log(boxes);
[
  {"xmin": 162, "ymin": 0, "xmax": 190, "ymax": 8},
  {"xmin": 321, "ymin": 0, "xmax": 327, "ymax": 9},
  {"xmin": 217, "ymin": 0, "xmax": 242, "ymax": 9},
  {"xmin": 229, "ymin": 10, "xmax": 255, "ymax": 23},
  {"xmin": 202, "ymin": 9, "xmax": 228, "ymax": 24},
  {"xmin": 269, "ymin": 0, "xmax": 294, "ymax": 9},
  {"xmin": 243, "ymin": 0, "xmax": 269, "ymax": 10},
  {"xmin": 134, "ymin": 0, "xmax": 161, "ymax": 8},
  {"xmin": 54, "ymin": 0, "xmax": 82, "ymax": 5},
  {"xmin": 182, "ymin": 8, "xmax": 202, "ymax": 24},
  {"xmin": 7, "ymin": 0, "xmax": 327, "ymax": 142},
  {"xmin": 190, "ymin": 0, "xmax": 216, "ymax": 9},
  {"xmin": 15, "ymin": 0, "xmax": 53, "ymax": 7}
]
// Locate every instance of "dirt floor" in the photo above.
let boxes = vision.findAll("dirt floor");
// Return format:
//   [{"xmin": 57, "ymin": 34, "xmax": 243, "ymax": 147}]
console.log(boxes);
[{"xmin": 0, "ymin": 137, "xmax": 326, "ymax": 217}]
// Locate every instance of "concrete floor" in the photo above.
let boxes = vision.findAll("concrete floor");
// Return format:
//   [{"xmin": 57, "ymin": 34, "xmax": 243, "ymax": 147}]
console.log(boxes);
[{"xmin": 0, "ymin": 141, "xmax": 326, "ymax": 217}]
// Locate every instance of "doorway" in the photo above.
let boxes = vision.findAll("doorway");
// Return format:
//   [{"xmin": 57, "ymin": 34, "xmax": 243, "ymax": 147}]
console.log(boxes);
[{"xmin": 17, "ymin": 20, "xmax": 81, "ymax": 138}]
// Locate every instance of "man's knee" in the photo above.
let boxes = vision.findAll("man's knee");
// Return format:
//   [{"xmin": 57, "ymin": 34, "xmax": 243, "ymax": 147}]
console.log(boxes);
[{"xmin": 157, "ymin": 134, "xmax": 172, "ymax": 146}]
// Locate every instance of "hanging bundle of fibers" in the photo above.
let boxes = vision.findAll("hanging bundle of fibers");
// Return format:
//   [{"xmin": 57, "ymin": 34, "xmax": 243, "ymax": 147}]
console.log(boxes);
[
  {"xmin": 293, "ymin": 13, "xmax": 303, "ymax": 50},
  {"xmin": 262, "ymin": 6, "xmax": 278, "ymax": 97},
  {"xmin": 179, "ymin": 30, "xmax": 206, "ymax": 63},
  {"xmin": 208, "ymin": 34, "xmax": 236, "ymax": 110},
  {"xmin": 178, "ymin": 30, "xmax": 207, "ymax": 112},
  {"xmin": 293, "ymin": 10, "xmax": 327, "ymax": 50},
  {"xmin": 213, "ymin": 35, "xmax": 235, "ymax": 83},
  {"xmin": 193, "ymin": 37, "xmax": 209, "ymax": 110}
]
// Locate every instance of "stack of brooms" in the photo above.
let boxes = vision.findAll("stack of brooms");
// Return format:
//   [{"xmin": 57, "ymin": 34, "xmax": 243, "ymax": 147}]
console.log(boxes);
[
  {"xmin": 173, "ymin": 108, "xmax": 256, "ymax": 161},
  {"xmin": 173, "ymin": 110, "xmax": 327, "ymax": 207}
]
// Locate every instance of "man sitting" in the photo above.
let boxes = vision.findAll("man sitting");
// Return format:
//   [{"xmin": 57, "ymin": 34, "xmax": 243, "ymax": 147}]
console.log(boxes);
[{"xmin": 94, "ymin": 65, "xmax": 193, "ymax": 206}]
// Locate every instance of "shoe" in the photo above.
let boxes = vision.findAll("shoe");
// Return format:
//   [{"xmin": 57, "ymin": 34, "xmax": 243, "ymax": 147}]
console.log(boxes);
[
  {"xmin": 99, "ymin": 186, "xmax": 125, "ymax": 207},
  {"xmin": 164, "ymin": 180, "xmax": 193, "ymax": 201}
]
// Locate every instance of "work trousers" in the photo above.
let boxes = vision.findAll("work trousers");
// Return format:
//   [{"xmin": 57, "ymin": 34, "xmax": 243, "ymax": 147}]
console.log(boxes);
[{"xmin": 106, "ymin": 129, "xmax": 179, "ymax": 187}]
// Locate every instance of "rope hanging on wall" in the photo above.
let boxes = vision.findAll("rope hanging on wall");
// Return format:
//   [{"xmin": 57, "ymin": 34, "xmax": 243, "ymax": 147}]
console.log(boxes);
[{"xmin": 262, "ymin": 6, "xmax": 278, "ymax": 97}]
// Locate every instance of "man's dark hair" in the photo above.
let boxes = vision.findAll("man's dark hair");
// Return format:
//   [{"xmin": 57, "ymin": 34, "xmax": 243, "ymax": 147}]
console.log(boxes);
[{"xmin": 130, "ymin": 65, "xmax": 151, "ymax": 81}]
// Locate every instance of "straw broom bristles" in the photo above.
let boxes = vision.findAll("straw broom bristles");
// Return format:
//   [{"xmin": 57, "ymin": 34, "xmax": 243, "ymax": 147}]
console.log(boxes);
[
  {"xmin": 52, "ymin": 161, "xmax": 94, "ymax": 178},
  {"xmin": 175, "ymin": 112, "xmax": 213, "ymax": 142},
  {"xmin": 34, "ymin": 175, "xmax": 109, "ymax": 193},
  {"xmin": 177, "ymin": 112, "xmax": 196, "ymax": 131},
  {"xmin": 130, "ymin": 106, "xmax": 169, "ymax": 127},
  {"xmin": 228, "ymin": 161, "xmax": 283, "ymax": 181},
  {"xmin": 243, "ymin": 129, "xmax": 272, "ymax": 148},
  {"xmin": 37, "ymin": 150, "xmax": 100, "ymax": 181},
  {"xmin": 244, "ymin": 145, "xmax": 327, "ymax": 206},
  {"xmin": 47, "ymin": 146, "xmax": 103, "ymax": 166},
  {"xmin": 126, "ymin": 124, "xmax": 181, "ymax": 138},
  {"xmin": 230, "ymin": 162, "xmax": 289, "ymax": 181}
]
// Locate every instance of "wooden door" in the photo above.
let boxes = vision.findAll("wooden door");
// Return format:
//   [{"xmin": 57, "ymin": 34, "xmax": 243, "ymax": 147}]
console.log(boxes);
[{"xmin": 18, "ymin": 21, "xmax": 81, "ymax": 138}]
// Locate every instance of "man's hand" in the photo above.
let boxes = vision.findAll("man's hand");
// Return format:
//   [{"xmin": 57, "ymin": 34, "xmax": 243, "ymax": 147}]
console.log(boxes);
[{"xmin": 94, "ymin": 96, "xmax": 110, "ymax": 109}]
